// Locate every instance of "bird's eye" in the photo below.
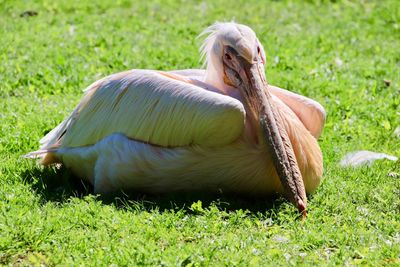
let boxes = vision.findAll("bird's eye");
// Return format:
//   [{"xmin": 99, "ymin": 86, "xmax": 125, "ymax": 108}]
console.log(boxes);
[
  {"xmin": 257, "ymin": 46, "xmax": 261, "ymax": 54},
  {"xmin": 224, "ymin": 53, "xmax": 232, "ymax": 60}
]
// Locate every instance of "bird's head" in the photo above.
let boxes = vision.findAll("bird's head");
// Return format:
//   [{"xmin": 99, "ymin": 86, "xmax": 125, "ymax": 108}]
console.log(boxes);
[
  {"xmin": 200, "ymin": 22, "xmax": 266, "ymax": 89},
  {"xmin": 201, "ymin": 22, "xmax": 307, "ymax": 217}
]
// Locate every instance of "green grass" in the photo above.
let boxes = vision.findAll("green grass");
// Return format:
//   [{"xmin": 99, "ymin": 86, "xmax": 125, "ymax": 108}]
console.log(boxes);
[{"xmin": 1, "ymin": 0, "xmax": 399, "ymax": 265}]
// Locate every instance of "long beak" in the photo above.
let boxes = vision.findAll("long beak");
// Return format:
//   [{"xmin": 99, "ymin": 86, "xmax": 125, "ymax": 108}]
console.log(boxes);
[{"xmin": 240, "ymin": 60, "xmax": 307, "ymax": 217}]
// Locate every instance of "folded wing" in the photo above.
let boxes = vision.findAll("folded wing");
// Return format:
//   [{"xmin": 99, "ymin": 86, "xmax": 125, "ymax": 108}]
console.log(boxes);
[{"xmin": 41, "ymin": 70, "xmax": 246, "ymax": 149}]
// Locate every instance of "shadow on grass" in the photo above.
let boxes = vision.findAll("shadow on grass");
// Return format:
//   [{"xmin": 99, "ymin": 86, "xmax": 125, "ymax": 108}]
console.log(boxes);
[
  {"xmin": 22, "ymin": 166, "xmax": 93, "ymax": 202},
  {"xmin": 22, "ymin": 166, "xmax": 287, "ymax": 214}
]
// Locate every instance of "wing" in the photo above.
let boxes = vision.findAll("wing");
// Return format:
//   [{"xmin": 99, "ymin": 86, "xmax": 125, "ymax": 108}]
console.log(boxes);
[
  {"xmin": 268, "ymin": 86, "xmax": 326, "ymax": 139},
  {"xmin": 41, "ymin": 69, "xmax": 246, "ymax": 149}
]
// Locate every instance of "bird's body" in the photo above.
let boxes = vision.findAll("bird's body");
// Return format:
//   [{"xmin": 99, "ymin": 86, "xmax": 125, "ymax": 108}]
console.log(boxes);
[{"xmin": 30, "ymin": 23, "xmax": 326, "ymax": 213}]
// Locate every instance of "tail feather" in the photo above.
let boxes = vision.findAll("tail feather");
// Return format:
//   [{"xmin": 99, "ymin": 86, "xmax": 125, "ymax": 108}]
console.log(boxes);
[
  {"xmin": 40, "ymin": 115, "xmax": 73, "ymax": 149},
  {"xmin": 23, "ymin": 149, "xmax": 53, "ymax": 158},
  {"xmin": 24, "ymin": 148, "xmax": 60, "ymax": 165},
  {"xmin": 28, "ymin": 110, "xmax": 76, "ymax": 165}
]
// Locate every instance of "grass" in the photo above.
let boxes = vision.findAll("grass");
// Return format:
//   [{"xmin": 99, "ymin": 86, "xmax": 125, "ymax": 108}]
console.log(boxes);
[{"xmin": 1, "ymin": 0, "xmax": 399, "ymax": 265}]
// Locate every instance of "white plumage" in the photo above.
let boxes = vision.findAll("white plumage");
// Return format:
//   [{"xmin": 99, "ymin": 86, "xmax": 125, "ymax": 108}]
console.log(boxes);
[
  {"xmin": 43, "ymin": 70, "xmax": 245, "ymax": 148},
  {"xmin": 29, "ymin": 22, "xmax": 325, "ymax": 210}
]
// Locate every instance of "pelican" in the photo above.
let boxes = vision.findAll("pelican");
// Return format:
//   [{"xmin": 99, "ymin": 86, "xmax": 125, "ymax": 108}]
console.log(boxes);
[{"xmin": 28, "ymin": 22, "xmax": 325, "ymax": 215}]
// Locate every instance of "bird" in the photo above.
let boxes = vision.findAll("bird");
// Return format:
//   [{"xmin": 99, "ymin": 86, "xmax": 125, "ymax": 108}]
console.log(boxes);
[{"xmin": 27, "ymin": 22, "xmax": 325, "ymax": 216}]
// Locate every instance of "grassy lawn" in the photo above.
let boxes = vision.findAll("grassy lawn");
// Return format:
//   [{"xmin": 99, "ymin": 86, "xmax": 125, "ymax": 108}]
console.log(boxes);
[{"xmin": 1, "ymin": 0, "xmax": 399, "ymax": 265}]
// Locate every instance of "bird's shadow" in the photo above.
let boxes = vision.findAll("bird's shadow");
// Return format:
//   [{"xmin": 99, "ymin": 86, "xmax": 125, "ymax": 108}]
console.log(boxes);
[{"xmin": 22, "ymin": 166, "xmax": 288, "ymax": 215}]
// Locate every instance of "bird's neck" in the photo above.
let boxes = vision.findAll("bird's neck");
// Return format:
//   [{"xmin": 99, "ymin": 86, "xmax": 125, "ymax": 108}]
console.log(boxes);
[{"xmin": 204, "ymin": 63, "xmax": 227, "ymax": 93}]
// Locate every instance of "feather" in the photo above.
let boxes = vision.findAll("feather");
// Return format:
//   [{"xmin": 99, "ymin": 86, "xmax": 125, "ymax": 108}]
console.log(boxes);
[
  {"xmin": 340, "ymin": 150, "xmax": 398, "ymax": 167},
  {"xmin": 40, "ymin": 70, "xmax": 246, "ymax": 149}
]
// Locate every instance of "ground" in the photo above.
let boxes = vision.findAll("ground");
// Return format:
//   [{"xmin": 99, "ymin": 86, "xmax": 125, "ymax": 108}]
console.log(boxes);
[{"xmin": 0, "ymin": 0, "xmax": 399, "ymax": 265}]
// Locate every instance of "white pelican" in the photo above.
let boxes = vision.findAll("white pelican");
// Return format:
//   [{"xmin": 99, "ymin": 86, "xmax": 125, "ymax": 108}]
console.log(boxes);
[{"xmin": 28, "ymin": 22, "xmax": 325, "ymax": 216}]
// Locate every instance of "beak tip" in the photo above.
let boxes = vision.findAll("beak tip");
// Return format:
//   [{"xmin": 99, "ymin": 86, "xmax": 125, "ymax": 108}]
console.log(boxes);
[{"xmin": 297, "ymin": 199, "xmax": 307, "ymax": 217}]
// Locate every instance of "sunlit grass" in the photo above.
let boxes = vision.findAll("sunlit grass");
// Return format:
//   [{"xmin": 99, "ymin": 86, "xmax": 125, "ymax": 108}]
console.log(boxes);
[{"xmin": 1, "ymin": 0, "xmax": 399, "ymax": 265}]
